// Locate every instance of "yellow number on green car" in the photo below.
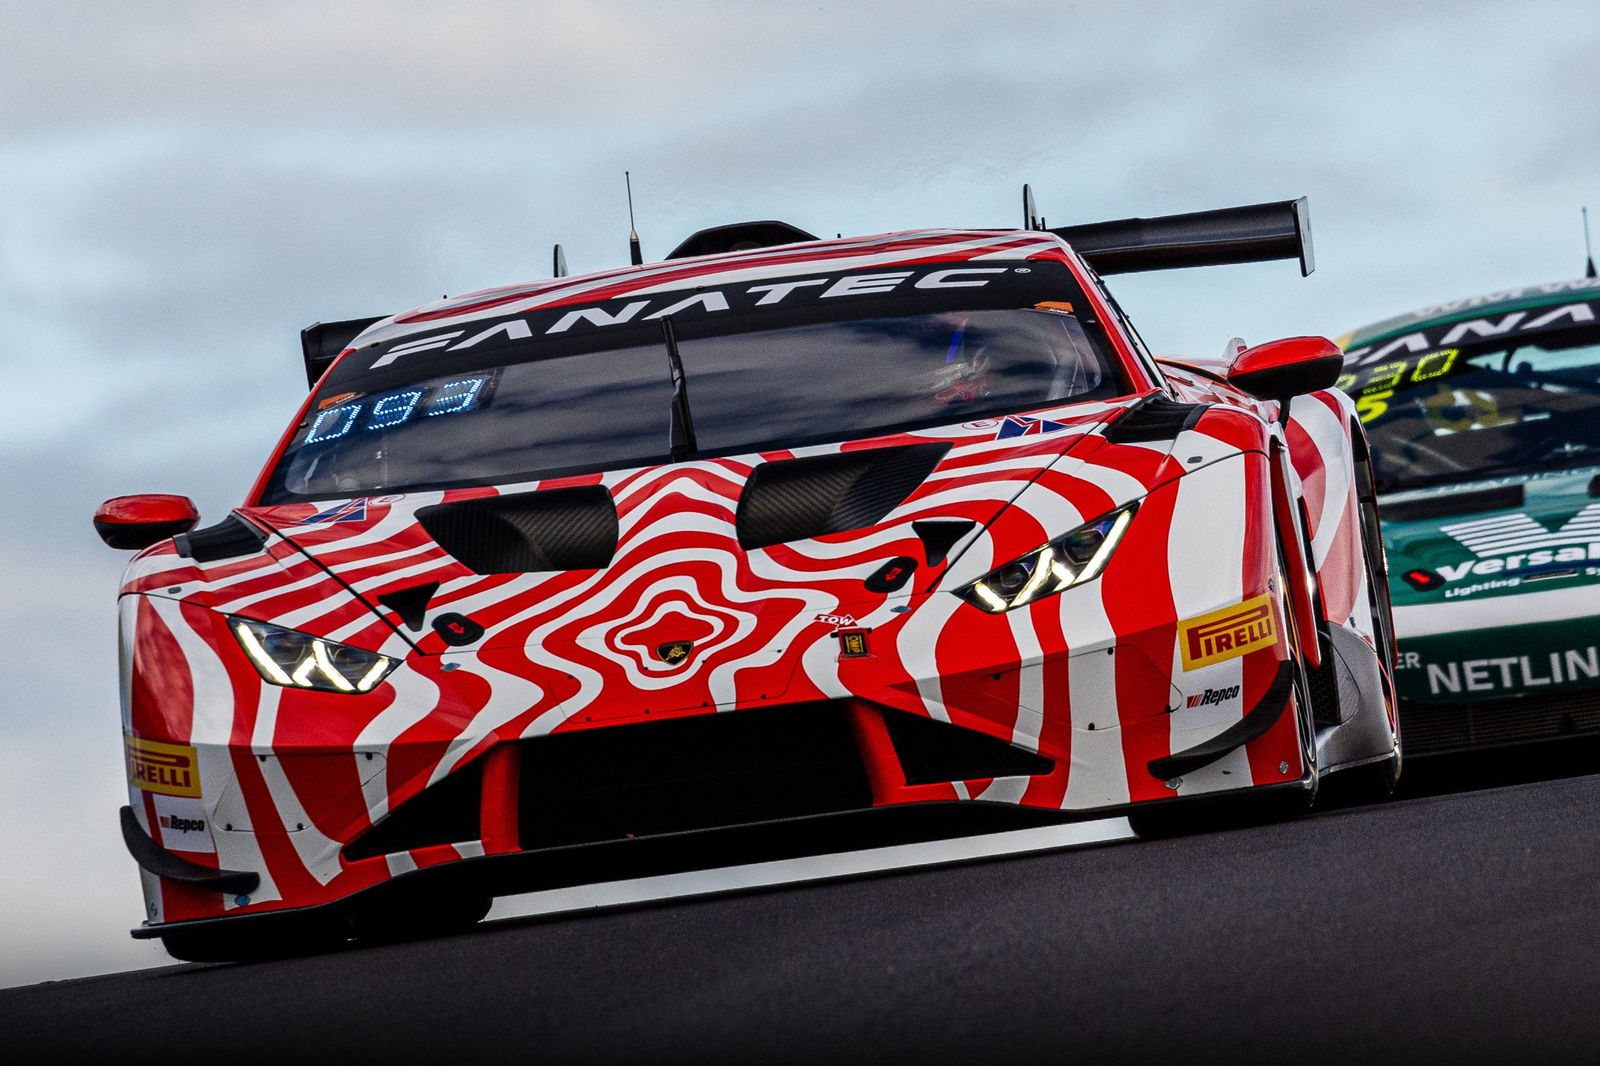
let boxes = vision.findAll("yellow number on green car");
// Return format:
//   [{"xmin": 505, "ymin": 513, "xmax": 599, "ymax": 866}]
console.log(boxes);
[
  {"xmin": 1356, "ymin": 389, "xmax": 1392, "ymax": 423},
  {"xmin": 1411, "ymin": 348, "xmax": 1458, "ymax": 382},
  {"xmin": 1364, "ymin": 361, "xmax": 1408, "ymax": 393}
]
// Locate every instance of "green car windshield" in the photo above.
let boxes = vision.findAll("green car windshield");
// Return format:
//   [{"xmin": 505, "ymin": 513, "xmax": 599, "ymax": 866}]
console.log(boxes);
[{"xmin": 1342, "ymin": 323, "xmax": 1600, "ymax": 491}]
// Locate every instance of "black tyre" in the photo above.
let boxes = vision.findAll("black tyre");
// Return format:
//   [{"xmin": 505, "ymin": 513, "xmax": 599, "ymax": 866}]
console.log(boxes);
[{"xmin": 1317, "ymin": 749, "xmax": 1402, "ymax": 809}]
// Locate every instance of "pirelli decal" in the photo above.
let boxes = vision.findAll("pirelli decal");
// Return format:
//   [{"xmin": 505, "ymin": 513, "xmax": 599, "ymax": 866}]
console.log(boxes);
[
  {"xmin": 1179, "ymin": 594, "xmax": 1277, "ymax": 670},
  {"xmin": 126, "ymin": 736, "xmax": 201, "ymax": 797}
]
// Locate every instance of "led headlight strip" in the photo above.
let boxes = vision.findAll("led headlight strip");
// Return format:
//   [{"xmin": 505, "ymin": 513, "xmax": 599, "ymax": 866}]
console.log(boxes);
[
  {"xmin": 231, "ymin": 617, "xmax": 398, "ymax": 693},
  {"xmin": 955, "ymin": 503, "xmax": 1137, "ymax": 614}
]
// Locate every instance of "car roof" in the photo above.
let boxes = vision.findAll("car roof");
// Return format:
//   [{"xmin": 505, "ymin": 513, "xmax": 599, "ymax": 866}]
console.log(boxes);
[
  {"xmin": 1338, "ymin": 276, "xmax": 1600, "ymax": 351},
  {"xmin": 347, "ymin": 228, "xmax": 1075, "ymax": 352}
]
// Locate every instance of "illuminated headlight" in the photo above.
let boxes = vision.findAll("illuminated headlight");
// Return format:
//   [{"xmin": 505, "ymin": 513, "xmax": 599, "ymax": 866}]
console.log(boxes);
[
  {"xmin": 230, "ymin": 617, "xmax": 398, "ymax": 693},
  {"xmin": 955, "ymin": 504, "xmax": 1137, "ymax": 614}
]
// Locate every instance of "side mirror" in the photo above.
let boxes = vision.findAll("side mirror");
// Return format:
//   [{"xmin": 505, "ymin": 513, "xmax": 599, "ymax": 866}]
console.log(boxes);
[
  {"xmin": 93, "ymin": 495, "xmax": 200, "ymax": 550},
  {"xmin": 1226, "ymin": 336, "xmax": 1344, "ymax": 405}
]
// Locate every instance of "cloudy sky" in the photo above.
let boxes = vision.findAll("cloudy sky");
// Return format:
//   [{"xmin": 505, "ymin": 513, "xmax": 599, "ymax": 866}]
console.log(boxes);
[{"xmin": 2, "ymin": 0, "xmax": 1595, "ymax": 987}]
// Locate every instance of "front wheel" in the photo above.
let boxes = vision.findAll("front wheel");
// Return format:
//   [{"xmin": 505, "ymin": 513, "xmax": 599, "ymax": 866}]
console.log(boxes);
[{"xmin": 1316, "ymin": 748, "xmax": 1402, "ymax": 809}]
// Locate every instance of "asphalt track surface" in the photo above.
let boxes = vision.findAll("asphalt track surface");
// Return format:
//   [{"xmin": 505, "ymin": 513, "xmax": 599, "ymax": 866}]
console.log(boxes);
[{"xmin": 7, "ymin": 741, "xmax": 1600, "ymax": 1064}]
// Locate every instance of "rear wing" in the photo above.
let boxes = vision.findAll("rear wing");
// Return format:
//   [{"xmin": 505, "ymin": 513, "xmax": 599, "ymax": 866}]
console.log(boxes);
[
  {"xmin": 300, "ymin": 316, "xmax": 385, "ymax": 388},
  {"xmin": 1050, "ymin": 197, "xmax": 1313, "ymax": 277}
]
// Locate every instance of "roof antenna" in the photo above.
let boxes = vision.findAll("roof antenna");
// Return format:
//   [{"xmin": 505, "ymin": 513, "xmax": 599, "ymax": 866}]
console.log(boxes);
[
  {"xmin": 626, "ymin": 171, "xmax": 643, "ymax": 266},
  {"xmin": 552, "ymin": 243, "xmax": 569, "ymax": 278},
  {"xmin": 1584, "ymin": 206, "xmax": 1596, "ymax": 279},
  {"xmin": 1023, "ymin": 184, "xmax": 1040, "ymax": 231}
]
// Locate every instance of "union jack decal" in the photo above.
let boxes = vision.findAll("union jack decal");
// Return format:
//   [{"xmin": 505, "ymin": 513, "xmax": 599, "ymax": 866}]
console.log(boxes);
[
  {"xmin": 994, "ymin": 415, "xmax": 1072, "ymax": 439},
  {"xmin": 297, "ymin": 498, "xmax": 369, "ymax": 525}
]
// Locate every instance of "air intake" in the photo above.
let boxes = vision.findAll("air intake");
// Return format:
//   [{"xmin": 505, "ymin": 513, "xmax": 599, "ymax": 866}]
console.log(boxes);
[
  {"xmin": 735, "ymin": 442, "xmax": 950, "ymax": 550},
  {"xmin": 880, "ymin": 710, "xmax": 1054, "ymax": 785},
  {"xmin": 416, "ymin": 485, "xmax": 619, "ymax": 574},
  {"xmin": 342, "ymin": 757, "xmax": 484, "ymax": 861}
]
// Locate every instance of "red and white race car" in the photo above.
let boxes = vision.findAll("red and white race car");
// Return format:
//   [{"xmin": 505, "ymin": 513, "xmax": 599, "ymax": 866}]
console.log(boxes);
[{"xmin": 97, "ymin": 196, "xmax": 1400, "ymax": 960}]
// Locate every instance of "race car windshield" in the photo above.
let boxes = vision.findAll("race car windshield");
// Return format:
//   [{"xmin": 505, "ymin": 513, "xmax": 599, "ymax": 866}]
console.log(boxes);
[
  {"xmin": 1343, "ymin": 325, "xmax": 1600, "ymax": 491},
  {"xmin": 260, "ymin": 266, "xmax": 1126, "ymax": 503}
]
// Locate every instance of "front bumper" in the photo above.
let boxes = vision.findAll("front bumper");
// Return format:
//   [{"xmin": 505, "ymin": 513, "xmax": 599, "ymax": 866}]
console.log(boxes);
[{"xmin": 127, "ymin": 680, "xmax": 1308, "ymax": 938}]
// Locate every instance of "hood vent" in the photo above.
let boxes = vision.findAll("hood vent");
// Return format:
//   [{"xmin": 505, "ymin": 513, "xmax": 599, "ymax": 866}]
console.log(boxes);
[
  {"xmin": 736, "ymin": 442, "xmax": 950, "ymax": 550},
  {"xmin": 1380, "ymin": 484, "xmax": 1524, "ymax": 522},
  {"xmin": 416, "ymin": 485, "xmax": 619, "ymax": 574},
  {"xmin": 1103, "ymin": 394, "xmax": 1208, "ymax": 444}
]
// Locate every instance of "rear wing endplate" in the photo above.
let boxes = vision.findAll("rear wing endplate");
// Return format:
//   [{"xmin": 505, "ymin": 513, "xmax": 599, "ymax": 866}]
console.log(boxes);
[
  {"xmin": 1050, "ymin": 197, "xmax": 1313, "ymax": 277},
  {"xmin": 300, "ymin": 316, "xmax": 385, "ymax": 388}
]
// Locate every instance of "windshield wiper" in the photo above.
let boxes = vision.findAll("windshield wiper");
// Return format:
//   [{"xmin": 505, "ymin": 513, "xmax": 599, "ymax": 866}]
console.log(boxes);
[{"xmin": 661, "ymin": 316, "xmax": 697, "ymax": 462}]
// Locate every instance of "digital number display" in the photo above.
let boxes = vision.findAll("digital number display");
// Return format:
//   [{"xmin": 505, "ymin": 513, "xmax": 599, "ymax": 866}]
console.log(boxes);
[
  {"xmin": 304, "ymin": 375, "xmax": 490, "ymax": 445},
  {"xmin": 1336, "ymin": 348, "xmax": 1460, "ymax": 423}
]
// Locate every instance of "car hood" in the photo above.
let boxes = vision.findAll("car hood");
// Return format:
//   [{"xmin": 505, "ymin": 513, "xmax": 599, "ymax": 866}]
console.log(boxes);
[{"xmin": 242, "ymin": 402, "xmax": 1157, "ymax": 669}]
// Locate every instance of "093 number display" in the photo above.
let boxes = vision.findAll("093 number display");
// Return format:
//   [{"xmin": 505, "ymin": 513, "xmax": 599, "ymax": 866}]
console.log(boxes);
[{"xmin": 304, "ymin": 376, "xmax": 489, "ymax": 445}]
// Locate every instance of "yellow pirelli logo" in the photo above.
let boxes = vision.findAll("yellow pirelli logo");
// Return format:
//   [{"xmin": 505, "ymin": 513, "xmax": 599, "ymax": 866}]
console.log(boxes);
[
  {"xmin": 1179, "ymin": 594, "xmax": 1278, "ymax": 670},
  {"xmin": 125, "ymin": 736, "xmax": 201, "ymax": 797}
]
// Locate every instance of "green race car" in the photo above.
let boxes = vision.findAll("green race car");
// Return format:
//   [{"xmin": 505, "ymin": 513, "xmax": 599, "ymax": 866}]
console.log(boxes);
[{"xmin": 1339, "ymin": 276, "xmax": 1600, "ymax": 754}]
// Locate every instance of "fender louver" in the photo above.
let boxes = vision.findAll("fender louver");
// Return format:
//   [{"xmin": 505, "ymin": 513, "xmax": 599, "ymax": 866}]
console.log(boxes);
[
  {"xmin": 173, "ymin": 514, "xmax": 267, "ymax": 562},
  {"xmin": 416, "ymin": 486, "xmax": 619, "ymax": 574},
  {"xmin": 1102, "ymin": 395, "xmax": 1209, "ymax": 444},
  {"xmin": 736, "ymin": 442, "xmax": 950, "ymax": 550}
]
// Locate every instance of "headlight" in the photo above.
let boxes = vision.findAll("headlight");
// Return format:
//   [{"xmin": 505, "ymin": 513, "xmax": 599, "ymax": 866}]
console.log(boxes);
[
  {"xmin": 230, "ymin": 617, "xmax": 399, "ymax": 693},
  {"xmin": 955, "ymin": 503, "xmax": 1136, "ymax": 613}
]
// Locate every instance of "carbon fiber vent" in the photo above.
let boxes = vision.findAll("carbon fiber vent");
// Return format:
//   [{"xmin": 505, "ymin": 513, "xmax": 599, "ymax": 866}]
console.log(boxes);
[
  {"xmin": 173, "ymin": 514, "xmax": 267, "ymax": 562},
  {"xmin": 736, "ymin": 442, "xmax": 950, "ymax": 550},
  {"xmin": 416, "ymin": 486, "xmax": 619, "ymax": 574},
  {"xmin": 1103, "ymin": 395, "xmax": 1208, "ymax": 444}
]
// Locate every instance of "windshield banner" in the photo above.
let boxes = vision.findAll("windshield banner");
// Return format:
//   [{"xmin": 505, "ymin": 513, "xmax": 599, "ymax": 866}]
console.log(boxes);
[{"xmin": 328, "ymin": 261, "xmax": 1082, "ymax": 389}]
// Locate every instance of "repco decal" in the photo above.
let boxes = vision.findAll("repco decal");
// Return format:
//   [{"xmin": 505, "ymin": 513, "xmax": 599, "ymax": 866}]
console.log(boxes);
[
  {"xmin": 1185, "ymin": 684, "xmax": 1241, "ymax": 708},
  {"xmin": 126, "ymin": 736, "xmax": 201, "ymax": 797},
  {"xmin": 1179, "ymin": 594, "xmax": 1277, "ymax": 670}
]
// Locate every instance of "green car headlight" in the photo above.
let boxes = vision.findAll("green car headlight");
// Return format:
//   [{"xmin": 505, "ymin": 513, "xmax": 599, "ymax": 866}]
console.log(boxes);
[
  {"xmin": 955, "ymin": 503, "xmax": 1137, "ymax": 614},
  {"xmin": 230, "ymin": 617, "xmax": 398, "ymax": 693}
]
